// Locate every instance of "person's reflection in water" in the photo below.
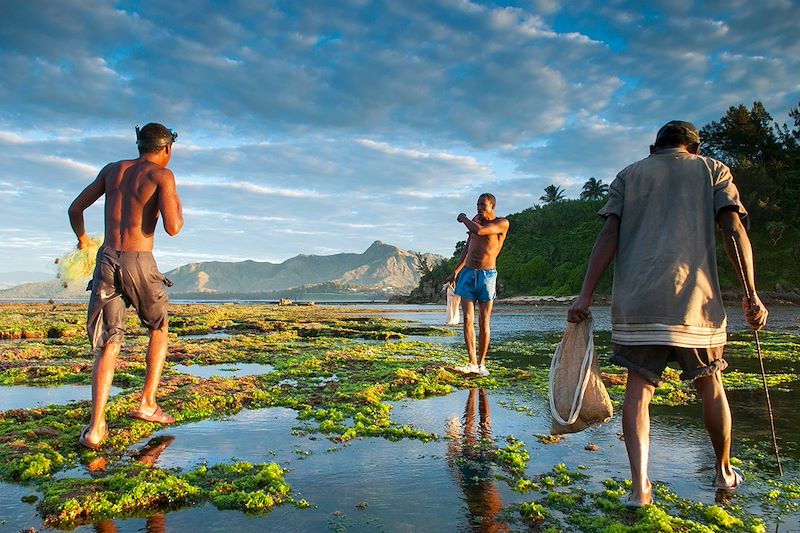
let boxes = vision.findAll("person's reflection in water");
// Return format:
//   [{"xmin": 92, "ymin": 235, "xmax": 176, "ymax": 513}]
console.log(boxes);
[
  {"xmin": 93, "ymin": 435, "xmax": 176, "ymax": 533},
  {"xmin": 447, "ymin": 388, "xmax": 510, "ymax": 532}
]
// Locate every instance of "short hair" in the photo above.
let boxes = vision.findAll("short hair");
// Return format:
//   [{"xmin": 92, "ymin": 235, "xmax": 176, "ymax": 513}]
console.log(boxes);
[
  {"xmin": 654, "ymin": 120, "xmax": 701, "ymax": 148},
  {"xmin": 478, "ymin": 193, "xmax": 496, "ymax": 208},
  {"xmin": 136, "ymin": 123, "xmax": 177, "ymax": 154}
]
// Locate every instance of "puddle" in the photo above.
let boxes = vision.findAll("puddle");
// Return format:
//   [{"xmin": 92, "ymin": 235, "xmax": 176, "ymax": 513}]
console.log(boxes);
[
  {"xmin": 0, "ymin": 482, "xmax": 44, "ymax": 532},
  {"xmin": 178, "ymin": 331, "xmax": 233, "ymax": 340},
  {"xmin": 170, "ymin": 363, "xmax": 275, "ymax": 379},
  {"xmin": 0, "ymin": 384, "xmax": 122, "ymax": 411},
  {"xmin": 37, "ymin": 387, "xmax": 791, "ymax": 532}
]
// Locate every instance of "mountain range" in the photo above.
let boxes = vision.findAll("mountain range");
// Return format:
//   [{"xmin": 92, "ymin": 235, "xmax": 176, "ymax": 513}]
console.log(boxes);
[{"xmin": 0, "ymin": 241, "xmax": 442, "ymax": 300}]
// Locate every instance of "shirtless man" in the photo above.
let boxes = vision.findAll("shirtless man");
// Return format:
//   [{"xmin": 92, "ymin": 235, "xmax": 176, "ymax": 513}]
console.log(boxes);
[
  {"xmin": 68, "ymin": 123, "xmax": 183, "ymax": 450},
  {"xmin": 447, "ymin": 193, "xmax": 509, "ymax": 376}
]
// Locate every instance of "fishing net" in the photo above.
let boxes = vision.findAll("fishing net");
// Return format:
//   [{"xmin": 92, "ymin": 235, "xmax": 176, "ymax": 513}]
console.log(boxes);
[
  {"xmin": 549, "ymin": 318, "xmax": 613, "ymax": 434},
  {"xmin": 56, "ymin": 235, "xmax": 103, "ymax": 287}
]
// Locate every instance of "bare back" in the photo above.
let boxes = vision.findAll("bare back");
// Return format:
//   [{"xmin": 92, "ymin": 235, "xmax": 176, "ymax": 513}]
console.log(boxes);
[
  {"xmin": 69, "ymin": 153, "xmax": 182, "ymax": 252},
  {"xmin": 101, "ymin": 160, "xmax": 162, "ymax": 251}
]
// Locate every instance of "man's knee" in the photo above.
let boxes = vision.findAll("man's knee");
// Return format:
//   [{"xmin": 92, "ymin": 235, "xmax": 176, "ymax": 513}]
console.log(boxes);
[
  {"xmin": 149, "ymin": 324, "xmax": 169, "ymax": 337},
  {"xmin": 96, "ymin": 341, "xmax": 121, "ymax": 358},
  {"xmin": 695, "ymin": 372, "xmax": 725, "ymax": 397}
]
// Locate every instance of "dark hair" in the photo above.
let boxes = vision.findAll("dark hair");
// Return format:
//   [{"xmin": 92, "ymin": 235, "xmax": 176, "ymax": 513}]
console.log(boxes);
[
  {"xmin": 478, "ymin": 193, "xmax": 496, "ymax": 208},
  {"xmin": 136, "ymin": 123, "xmax": 177, "ymax": 154},
  {"xmin": 654, "ymin": 121, "xmax": 700, "ymax": 149}
]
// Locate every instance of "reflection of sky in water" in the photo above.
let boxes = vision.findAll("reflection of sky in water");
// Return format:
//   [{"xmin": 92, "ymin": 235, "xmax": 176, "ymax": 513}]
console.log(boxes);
[
  {"xmin": 171, "ymin": 363, "xmax": 275, "ymax": 379},
  {"xmin": 178, "ymin": 331, "xmax": 233, "ymax": 340},
  {"xmin": 3, "ymin": 302, "xmax": 798, "ymax": 531},
  {"xmin": 59, "ymin": 389, "xmax": 788, "ymax": 532},
  {"xmin": 374, "ymin": 304, "xmax": 799, "ymax": 337},
  {"xmin": 0, "ymin": 384, "xmax": 122, "ymax": 411},
  {"xmin": 3, "ymin": 388, "xmax": 796, "ymax": 531}
]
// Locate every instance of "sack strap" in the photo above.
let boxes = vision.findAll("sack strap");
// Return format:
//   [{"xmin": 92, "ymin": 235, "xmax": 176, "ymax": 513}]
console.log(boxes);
[{"xmin": 549, "ymin": 318, "xmax": 594, "ymax": 426}]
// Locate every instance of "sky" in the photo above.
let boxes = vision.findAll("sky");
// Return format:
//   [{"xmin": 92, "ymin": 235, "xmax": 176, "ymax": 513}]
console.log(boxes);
[{"xmin": 1, "ymin": 0, "xmax": 798, "ymax": 276}]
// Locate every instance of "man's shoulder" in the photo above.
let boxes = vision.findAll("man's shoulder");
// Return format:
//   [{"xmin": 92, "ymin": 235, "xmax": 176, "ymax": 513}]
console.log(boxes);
[
  {"xmin": 101, "ymin": 159, "xmax": 129, "ymax": 173},
  {"xmin": 490, "ymin": 216, "xmax": 510, "ymax": 229}
]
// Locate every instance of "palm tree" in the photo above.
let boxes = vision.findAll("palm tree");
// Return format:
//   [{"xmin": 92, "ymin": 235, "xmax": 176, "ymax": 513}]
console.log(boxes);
[
  {"xmin": 540, "ymin": 184, "xmax": 566, "ymax": 204},
  {"xmin": 580, "ymin": 177, "xmax": 609, "ymax": 200}
]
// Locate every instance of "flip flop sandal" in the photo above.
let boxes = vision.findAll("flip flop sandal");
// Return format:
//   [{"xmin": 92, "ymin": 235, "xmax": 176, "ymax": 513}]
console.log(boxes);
[
  {"xmin": 79, "ymin": 426, "xmax": 106, "ymax": 451},
  {"xmin": 129, "ymin": 406, "xmax": 175, "ymax": 425},
  {"xmin": 715, "ymin": 467, "xmax": 744, "ymax": 492}
]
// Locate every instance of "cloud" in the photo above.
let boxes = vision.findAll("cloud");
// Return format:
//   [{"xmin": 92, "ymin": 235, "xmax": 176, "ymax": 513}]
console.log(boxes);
[{"xmin": 0, "ymin": 0, "xmax": 797, "ymax": 273}]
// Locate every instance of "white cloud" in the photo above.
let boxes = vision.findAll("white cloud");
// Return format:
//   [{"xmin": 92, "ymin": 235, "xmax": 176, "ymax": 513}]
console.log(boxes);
[{"xmin": 0, "ymin": 0, "xmax": 797, "ymax": 273}]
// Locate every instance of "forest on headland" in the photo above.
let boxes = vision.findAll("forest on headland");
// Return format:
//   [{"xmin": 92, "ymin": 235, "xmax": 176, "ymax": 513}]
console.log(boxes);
[{"xmin": 405, "ymin": 101, "xmax": 800, "ymax": 303}]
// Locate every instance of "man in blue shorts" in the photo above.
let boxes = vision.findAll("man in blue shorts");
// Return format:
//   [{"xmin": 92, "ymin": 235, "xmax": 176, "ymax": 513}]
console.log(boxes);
[{"xmin": 447, "ymin": 193, "xmax": 509, "ymax": 376}]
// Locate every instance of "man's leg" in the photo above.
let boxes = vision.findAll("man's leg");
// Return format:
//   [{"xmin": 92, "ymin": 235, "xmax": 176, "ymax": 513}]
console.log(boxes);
[
  {"xmin": 461, "ymin": 299, "xmax": 478, "ymax": 366},
  {"xmin": 476, "ymin": 300, "xmax": 494, "ymax": 367},
  {"xmin": 622, "ymin": 370, "xmax": 655, "ymax": 506},
  {"xmin": 694, "ymin": 371, "xmax": 737, "ymax": 488},
  {"xmin": 84, "ymin": 341, "xmax": 121, "ymax": 445},
  {"xmin": 136, "ymin": 325, "xmax": 172, "ymax": 418}
]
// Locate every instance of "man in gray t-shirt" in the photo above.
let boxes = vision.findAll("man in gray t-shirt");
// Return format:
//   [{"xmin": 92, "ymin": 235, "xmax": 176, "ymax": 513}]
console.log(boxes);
[{"xmin": 567, "ymin": 121, "xmax": 767, "ymax": 508}]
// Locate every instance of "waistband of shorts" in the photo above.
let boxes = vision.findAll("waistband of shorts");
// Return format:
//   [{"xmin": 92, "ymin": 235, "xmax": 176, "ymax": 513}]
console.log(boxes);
[
  {"xmin": 463, "ymin": 266, "xmax": 497, "ymax": 273},
  {"xmin": 100, "ymin": 246, "xmax": 155, "ymax": 258}
]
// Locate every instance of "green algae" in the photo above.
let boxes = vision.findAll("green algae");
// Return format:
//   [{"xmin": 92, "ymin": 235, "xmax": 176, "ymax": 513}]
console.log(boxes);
[
  {"xmin": 2, "ymin": 302, "xmax": 799, "ymax": 530},
  {"xmin": 511, "ymin": 475, "xmax": 770, "ymax": 532},
  {"xmin": 39, "ymin": 460, "xmax": 296, "ymax": 529}
]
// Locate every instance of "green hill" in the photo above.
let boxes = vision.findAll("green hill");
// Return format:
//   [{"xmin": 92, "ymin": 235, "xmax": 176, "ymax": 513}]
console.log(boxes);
[
  {"xmin": 407, "ymin": 101, "xmax": 800, "ymax": 302},
  {"xmin": 406, "ymin": 197, "xmax": 797, "ymax": 302}
]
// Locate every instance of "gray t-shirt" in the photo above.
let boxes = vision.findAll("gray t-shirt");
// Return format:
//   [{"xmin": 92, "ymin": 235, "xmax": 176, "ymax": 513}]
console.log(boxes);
[{"xmin": 599, "ymin": 148, "xmax": 746, "ymax": 347}]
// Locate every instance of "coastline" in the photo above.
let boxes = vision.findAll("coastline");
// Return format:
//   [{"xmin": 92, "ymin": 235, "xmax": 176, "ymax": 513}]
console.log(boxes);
[{"xmin": 497, "ymin": 291, "xmax": 800, "ymax": 306}]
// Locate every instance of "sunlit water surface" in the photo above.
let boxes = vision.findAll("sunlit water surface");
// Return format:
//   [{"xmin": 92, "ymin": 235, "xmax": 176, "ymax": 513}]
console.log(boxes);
[{"xmin": 2, "ymin": 304, "xmax": 798, "ymax": 531}]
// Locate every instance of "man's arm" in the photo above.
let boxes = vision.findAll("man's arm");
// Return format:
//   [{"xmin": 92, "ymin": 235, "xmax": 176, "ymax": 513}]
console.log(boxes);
[
  {"xmin": 457, "ymin": 213, "xmax": 509, "ymax": 236},
  {"xmin": 446, "ymin": 235, "xmax": 471, "ymax": 284},
  {"xmin": 156, "ymin": 168, "xmax": 184, "ymax": 236},
  {"xmin": 68, "ymin": 170, "xmax": 106, "ymax": 249},
  {"xmin": 718, "ymin": 209, "xmax": 768, "ymax": 330},
  {"xmin": 567, "ymin": 215, "xmax": 620, "ymax": 323}
]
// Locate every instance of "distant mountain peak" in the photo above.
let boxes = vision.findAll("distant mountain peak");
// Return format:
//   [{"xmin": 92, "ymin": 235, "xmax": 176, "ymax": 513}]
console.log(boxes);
[
  {"xmin": 162, "ymin": 241, "xmax": 443, "ymax": 296},
  {"xmin": 366, "ymin": 240, "xmax": 389, "ymax": 250},
  {"xmin": 0, "ymin": 242, "xmax": 445, "ymax": 300}
]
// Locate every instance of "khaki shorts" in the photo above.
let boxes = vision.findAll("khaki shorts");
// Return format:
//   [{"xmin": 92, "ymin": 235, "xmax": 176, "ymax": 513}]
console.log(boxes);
[
  {"xmin": 87, "ymin": 248, "xmax": 170, "ymax": 350},
  {"xmin": 610, "ymin": 344, "xmax": 727, "ymax": 387}
]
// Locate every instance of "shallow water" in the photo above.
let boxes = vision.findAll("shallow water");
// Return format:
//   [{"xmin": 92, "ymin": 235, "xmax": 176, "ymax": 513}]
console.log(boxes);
[
  {"xmin": 2, "ymin": 304, "xmax": 799, "ymax": 532},
  {"xmin": 5, "ymin": 387, "xmax": 794, "ymax": 532},
  {"xmin": 376, "ymin": 304, "xmax": 800, "ymax": 338},
  {"xmin": 171, "ymin": 362, "xmax": 275, "ymax": 379},
  {"xmin": 178, "ymin": 331, "xmax": 233, "ymax": 340},
  {"xmin": 0, "ymin": 384, "xmax": 122, "ymax": 411}
]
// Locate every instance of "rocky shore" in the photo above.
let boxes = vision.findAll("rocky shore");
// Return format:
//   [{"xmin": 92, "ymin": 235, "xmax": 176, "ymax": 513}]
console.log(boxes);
[{"xmin": 391, "ymin": 290, "xmax": 799, "ymax": 306}]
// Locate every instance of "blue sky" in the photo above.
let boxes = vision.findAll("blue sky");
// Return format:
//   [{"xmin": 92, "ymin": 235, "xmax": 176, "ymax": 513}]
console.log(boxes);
[{"xmin": 1, "ymin": 0, "xmax": 798, "ymax": 275}]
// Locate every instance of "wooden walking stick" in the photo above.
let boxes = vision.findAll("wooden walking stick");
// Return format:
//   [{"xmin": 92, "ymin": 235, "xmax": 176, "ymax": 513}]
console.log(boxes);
[{"xmin": 731, "ymin": 236, "xmax": 782, "ymax": 476}]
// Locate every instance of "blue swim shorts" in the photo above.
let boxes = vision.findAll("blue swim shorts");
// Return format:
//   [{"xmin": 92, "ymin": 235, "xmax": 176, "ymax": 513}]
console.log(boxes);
[{"xmin": 454, "ymin": 267, "xmax": 497, "ymax": 302}]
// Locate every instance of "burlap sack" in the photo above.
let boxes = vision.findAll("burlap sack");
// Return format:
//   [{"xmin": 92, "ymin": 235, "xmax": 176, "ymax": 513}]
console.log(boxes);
[{"xmin": 549, "ymin": 318, "xmax": 613, "ymax": 434}]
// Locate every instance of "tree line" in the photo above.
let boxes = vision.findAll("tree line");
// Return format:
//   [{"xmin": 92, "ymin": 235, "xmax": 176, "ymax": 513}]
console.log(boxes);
[{"xmin": 408, "ymin": 101, "xmax": 800, "ymax": 301}]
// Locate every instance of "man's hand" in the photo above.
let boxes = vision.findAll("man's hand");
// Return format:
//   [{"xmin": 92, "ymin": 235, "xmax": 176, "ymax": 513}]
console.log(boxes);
[
  {"xmin": 742, "ymin": 295, "xmax": 768, "ymax": 331},
  {"xmin": 77, "ymin": 234, "xmax": 92, "ymax": 250},
  {"xmin": 457, "ymin": 213, "xmax": 469, "ymax": 223},
  {"xmin": 567, "ymin": 295, "xmax": 592, "ymax": 323}
]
